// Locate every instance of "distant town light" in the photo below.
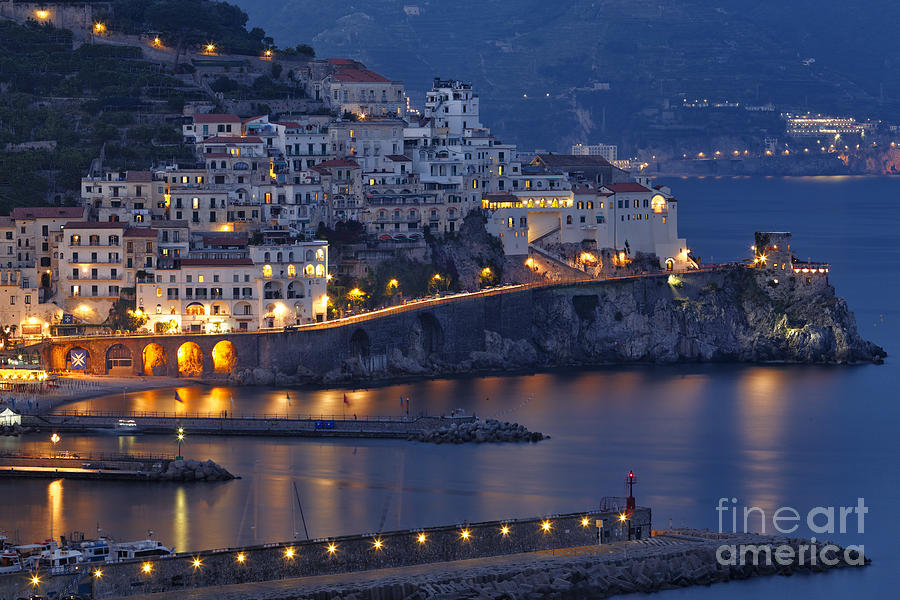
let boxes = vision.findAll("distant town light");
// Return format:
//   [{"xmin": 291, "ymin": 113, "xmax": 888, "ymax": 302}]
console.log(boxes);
[
  {"xmin": 30, "ymin": 573, "xmax": 41, "ymax": 586},
  {"xmin": 93, "ymin": 568, "xmax": 103, "ymax": 578},
  {"xmin": 416, "ymin": 532, "xmax": 427, "ymax": 544},
  {"xmin": 94, "ymin": 22, "xmax": 106, "ymax": 33},
  {"xmin": 142, "ymin": 562, "xmax": 153, "ymax": 574},
  {"xmin": 618, "ymin": 512, "xmax": 628, "ymax": 522},
  {"xmin": 35, "ymin": 9, "xmax": 49, "ymax": 20},
  {"xmin": 581, "ymin": 516, "xmax": 591, "ymax": 527},
  {"xmin": 235, "ymin": 552, "xmax": 246, "ymax": 563}
]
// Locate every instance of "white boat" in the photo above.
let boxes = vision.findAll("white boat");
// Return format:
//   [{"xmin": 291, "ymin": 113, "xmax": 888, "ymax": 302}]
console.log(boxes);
[
  {"xmin": 114, "ymin": 419, "xmax": 141, "ymax": 435},
  {"xmin": 79, "ymin": 537, "xmax": 112, "ymax": 563},
  {"xmin": 109, "ymin": 539, "xmax": 174, "ymax": 561},
  {"xmin": 22, "ymin": 540, "xmax": 83, "ymax": 573},
  {"xmin": 0, "ymin": 535, "xmax": 21, "ymax": 574}
]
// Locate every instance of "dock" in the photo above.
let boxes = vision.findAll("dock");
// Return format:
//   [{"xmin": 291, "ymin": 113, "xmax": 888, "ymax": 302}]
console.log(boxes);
[
  {"xmin": 25, "ymin": 410, "xmax": 532, "ymax": 441},
  {"xmin": 0, "ymin": 451, "xmax": 235, "ymax": 482}
]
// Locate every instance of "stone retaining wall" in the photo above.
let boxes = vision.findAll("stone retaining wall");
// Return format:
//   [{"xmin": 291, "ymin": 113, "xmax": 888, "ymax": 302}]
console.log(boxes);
[{"xmin": 0, "ymin": 508, "xmax": 651, "ymax": 599}]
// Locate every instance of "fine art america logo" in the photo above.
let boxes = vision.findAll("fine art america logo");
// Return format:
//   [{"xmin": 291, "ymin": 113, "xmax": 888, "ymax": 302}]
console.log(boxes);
[{"xmin": 714, "ymin": 497, "xmax": 867, "ymax": 566}]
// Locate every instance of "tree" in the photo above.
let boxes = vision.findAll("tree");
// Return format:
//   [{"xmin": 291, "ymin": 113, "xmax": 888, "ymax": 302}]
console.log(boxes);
[{"xmin": 271, "ymin": 62, "xmax": 283, "ymax": 79}]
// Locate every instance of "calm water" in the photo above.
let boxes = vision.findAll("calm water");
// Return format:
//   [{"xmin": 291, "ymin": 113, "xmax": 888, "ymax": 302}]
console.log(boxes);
[{"xmin": 2, "ymin": 176, "xmax": 898, "ymax": 598}]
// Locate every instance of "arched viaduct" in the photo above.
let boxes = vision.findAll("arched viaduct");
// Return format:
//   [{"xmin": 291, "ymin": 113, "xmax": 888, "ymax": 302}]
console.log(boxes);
[{"xmin": 41, "ymin": 286, "xmax": 537, "ymax": 378}]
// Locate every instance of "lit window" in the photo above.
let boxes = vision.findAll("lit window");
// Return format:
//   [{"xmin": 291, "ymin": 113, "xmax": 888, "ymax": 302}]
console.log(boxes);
[
  {"xmin": 288, "ymin": 264, "xmax": 296, "ymax": 277},
  {"xmin": 192, "ymin": 197, "xmax": 199, "ymax": 210},
  {"xmin": 198, "ymin": 275, "xmax": 204, "ymax": 283},
  {"xmin": 315, "ymin": 264, "xmax": 325, "ymax": 277},
  {"xmin": 156, "ymin": 288, "xmax": 162, "ymax": 297},
  {"xmin": 263, "ymin": 264, "xmax": 272, "ymax": 278}
]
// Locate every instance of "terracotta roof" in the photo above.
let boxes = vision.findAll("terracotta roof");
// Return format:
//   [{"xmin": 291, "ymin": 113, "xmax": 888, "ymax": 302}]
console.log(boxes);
[
  {"xmin": 125, "ymin": 171, "xmax": 153, "ymax": 182},
  {"xmin": 242, "ymin": 115, "xmax": 268, "ymax": 124},
  {"xmin": 275, "ymin": 121, "xmax": 302, "ymax": 128},
  {"xmin": 327, "ymin": 58, "xmax": 360, "ymax": 66},
  {"xmin": 604, "ymin": 182, "xmax": 652, "ymax": 193},
  {"xmin": 124, "ymin": 228, "xmax": 158, "ymax": 238},
  {"xmin": 63, "ymin": 221, "xmax": 126, "ymax": 229},
  {"xmin": 192, "ymin": 113, "xmax": 241, "ymax": 123},
  {"xmin": 199, "ymin": 136, "xmax": 263, "ymax": 144},
  {"xmin": 386, "ymin": 154, "xmax": 411, "ymax": 162},
  {"xmin": 11, "ymin": 206, "xmax": 84, "ymax": 220},
  {"xmin": 180, "ymin": 258, "xmax": 253, "ymax": 266},
  {"xmin": 315, "ymin": 159, "xmax": 360, "ymax": 168},
  {"xmin": 332, "ymin": 68, "xmax": 391, "ymax": 83}
]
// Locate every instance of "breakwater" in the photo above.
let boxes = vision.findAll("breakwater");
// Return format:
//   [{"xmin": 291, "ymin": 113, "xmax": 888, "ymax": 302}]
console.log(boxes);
[
  {"xmin": 0, "ymin": 452, "xmax": 235, "ymax": 482},
  {"xmin": 0, "ymin": 508, "xmax": 651, "ymax": 599},
  {"xmin": 31, "ymin": 412, "xmax": 546, "ymax": 443}
]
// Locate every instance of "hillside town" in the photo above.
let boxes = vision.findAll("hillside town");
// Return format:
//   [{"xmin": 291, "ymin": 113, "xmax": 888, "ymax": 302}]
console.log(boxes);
[{"xmin": 0, "ymin": 59, "xmax": 692, "ymax": 343}]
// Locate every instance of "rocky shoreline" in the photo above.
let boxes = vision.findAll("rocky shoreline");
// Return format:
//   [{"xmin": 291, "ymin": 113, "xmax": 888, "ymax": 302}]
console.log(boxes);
[
  {"xmin": 150, "ymin": 459, "xmax": 236, "ymax": 482},
  {"xmin": 226, "ymin": 266, "xmax": 885, "ymax": 389},
  {"xmin": 408, "ymin": 418, "xmax": 546, "ymax": 444}
]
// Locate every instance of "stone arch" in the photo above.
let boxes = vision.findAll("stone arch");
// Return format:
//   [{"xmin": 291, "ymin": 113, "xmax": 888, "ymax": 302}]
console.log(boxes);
[
  {"xmin": 142, "ymin": 343, "xmax": 167, "ymax": 376},
  {"xmin": 176, "ymin": 342, "xmax": 203, "ymax": 377},
  {"xmin": 264, "ymin": 280, "xmax": 284, "ymax": 299},
  {"xmin": 67, "ymin": 346, "xmax": 91, "ymax": 371},
  {"xmin": 349, "ymin": 328, "xmax": 370, "ymax": 357},
  {"xmin": 287, "ymin": 280, "xmax": 305, "ymax": 299},
  {"xmin": 409, "ymin": 312, "xmax": 444, "ymax": 359},
  {"xmin": 105, "ymin": 343, "xmax": 133, "ymax": 375},
  {"xmin": 185, "ymin": 302, "xmax": 205, "ymax": 316},
  {"xmin": 665, "ymin": 258, "xmax": 675, "ymax": 271},
  {"xmin": 212, "ymin": 340, "xmax": 237, "ymax": 374}
]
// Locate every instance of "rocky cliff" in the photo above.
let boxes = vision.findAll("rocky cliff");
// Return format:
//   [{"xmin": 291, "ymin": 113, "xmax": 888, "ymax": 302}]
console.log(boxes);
[
  {"xmin": 527, "ymin": 266, "xmax": 884, "ymax": 366},
  {"xmin": 229, "ymin": 266, "xmax": 884, "ymax": 388}
]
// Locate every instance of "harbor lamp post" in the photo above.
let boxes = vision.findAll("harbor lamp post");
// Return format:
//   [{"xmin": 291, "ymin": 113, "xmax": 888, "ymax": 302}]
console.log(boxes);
[
  {"xmin": 50, "ymin": 432, "xmax": 60, "ymax": 458},
  {"xmin": 176, "ymin": 427, "xmax": 185, "ymax": 460}
]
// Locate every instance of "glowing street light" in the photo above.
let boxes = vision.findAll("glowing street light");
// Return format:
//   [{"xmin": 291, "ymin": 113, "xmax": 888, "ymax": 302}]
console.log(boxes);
[
  {"xmin": 34, "ymin": 9, "xmax": 49, "ymax": 20},
  {"xmin": 581, "ymin": 516, "xmax": 591, "ymax": 527},
  {"xmin": 459, "ymin": 528, "xmax": 471, "ymax": 541},
  {"xmin": 205, "ymin": 43, "xmax": 216, "ymax": 54},
  {"xmin": 191, "ymin": 557, "xmax": 202, "ymax": 569},
  {"xmin": 416, "ymin": 532, "xmax": 427, "ymax": 544},
  {"xmin": 176, "ymin": 427, "xmax": 185, "ymax": 460},
  {"xmin": 141, "ymin": 562, "xmax": 153, "ymax": 574},
  {"xmin": 371, "ymin": 537, "xmax": 384, "ymax": 551},
  {"xmin": 500, "ymin": 525, "xmax": 510, "ymax": 537},
  {"xmin": 540, "ymin": 520, "xmax": 552, "ymax": 533},
  {"xmin": 30, "ymin": 573, "xmax": 41, "ymax": 587},
  {"xmin": 235, "ymin": 552, "xmax": 246, "ymax": 563},
  {"xmin": 283, "ymin": 547, "xmax": 295, "ymax": 559},
  {"xmin": 92, "ymin": 568, "xmax": 103, "ymax": 578},
  {"xmin": 94, "ymin": 22, "xmax": 106, "ymax": 34},
  {"xmin": 325, "ymin": 542, "xmax": 338, "ymax": 556}
]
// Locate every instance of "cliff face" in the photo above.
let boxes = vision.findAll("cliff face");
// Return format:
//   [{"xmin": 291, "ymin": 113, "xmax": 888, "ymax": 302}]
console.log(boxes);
[
  {"xmin": 228, "ymin": 266, "xmax": 884, "ymax": 388},
  {"xmin": 524, "ymin": 267, "xmax": 884, "ymax": 366}
]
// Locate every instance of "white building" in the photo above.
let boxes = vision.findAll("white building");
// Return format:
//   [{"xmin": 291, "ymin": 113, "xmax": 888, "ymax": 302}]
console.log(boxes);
[
  {"xmin": 137, "ymin": 241, "xmax": 328, "ymax": 333},
  {"xmin": 425, "ymin": 79, "xmax": 481, "ymax": 138},
  {"xmin": 571, "ymin": 143, "xmax": 618, "ymax": 163}
]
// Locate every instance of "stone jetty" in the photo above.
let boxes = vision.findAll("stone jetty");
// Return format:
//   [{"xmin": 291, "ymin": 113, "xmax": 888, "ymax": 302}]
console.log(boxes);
[
  {"xmin": 119, "ymin": 529, "xmax": 867, "ymax": 600},
  {"xmin": 0, "ymin": 452, "xmax": 235, "ymax": 482},
  {"xmin": 408, "ymin": 418, "xmax": 545, "ymax": 443}
]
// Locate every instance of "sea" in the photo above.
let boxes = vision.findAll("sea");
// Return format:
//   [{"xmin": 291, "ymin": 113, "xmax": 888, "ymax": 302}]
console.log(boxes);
[{"xmin": 1, "ymin": 176, "xmax": 898, "ymax": 598}]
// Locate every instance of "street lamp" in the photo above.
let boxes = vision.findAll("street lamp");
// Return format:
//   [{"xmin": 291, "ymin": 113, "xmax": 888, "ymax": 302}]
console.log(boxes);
[
  {"xmin": 50, "ymin": 432, "xmax": 60, "ymax": 457},
  {"xmin": 176, "ymin": 427, "xmax": 185, "ymax": 460}
]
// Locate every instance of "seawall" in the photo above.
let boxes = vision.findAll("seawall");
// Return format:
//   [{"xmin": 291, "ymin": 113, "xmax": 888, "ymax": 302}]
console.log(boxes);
[{"xmin": 42, "ymin": 266, "xmax": 885, "ymax": 387}]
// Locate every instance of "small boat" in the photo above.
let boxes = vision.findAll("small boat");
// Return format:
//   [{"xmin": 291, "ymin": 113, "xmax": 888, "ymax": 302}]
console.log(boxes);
[
  {"xmin": 0, "ymin": 535, "xmax": 22, "ymax": 574},
  {"xmin": 78, "ymin": 537, "xmax": 112, "ymax": 563},
  {"xmin": 114, "ymin": 419, "xmax": 141, "ymax": 435},
  {"xmin": 109, "ymin": 539, "xmax": 174, "ymax": 562},
  {"xmin": 22, "ymin": 540, "xmax": 83, "ymax": 574}
]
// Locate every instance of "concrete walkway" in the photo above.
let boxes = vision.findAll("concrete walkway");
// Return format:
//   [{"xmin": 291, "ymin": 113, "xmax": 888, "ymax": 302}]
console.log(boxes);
[{"xmin": 128, "ymin": 539, "xmax": 669, "ymax": 600}]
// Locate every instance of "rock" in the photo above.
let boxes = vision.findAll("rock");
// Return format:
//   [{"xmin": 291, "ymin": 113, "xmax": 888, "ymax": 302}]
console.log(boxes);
[{"xmin": 251, "ymin": 368, "xmax": 275, "ymax": 386}]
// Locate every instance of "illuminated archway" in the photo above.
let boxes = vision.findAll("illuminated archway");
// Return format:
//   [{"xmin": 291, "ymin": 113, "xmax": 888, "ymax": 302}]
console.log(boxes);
[
  {"xmin": 212, "ymin": 340, "xmax": 237, "ymax": 374},
  {"xmin": 105, "ymin": 344, "xmax": 133, "ymax": 375},
  {"xmin": 142, "ymin": 343, "xmax": 167, "ymax": 376},
  {"xmin": 176, "ymin": 342, "xmax": 203, "ymax": 377}
]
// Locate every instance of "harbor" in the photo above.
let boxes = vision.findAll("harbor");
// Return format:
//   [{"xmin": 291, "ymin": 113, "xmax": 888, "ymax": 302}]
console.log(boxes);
[
  {"xmin": 0, "ymin": 451, "xmax": 235, "ymax": 482},
  {"xmin": 23, "ymin": 410, "xmax": 546, "ymax": 443}
]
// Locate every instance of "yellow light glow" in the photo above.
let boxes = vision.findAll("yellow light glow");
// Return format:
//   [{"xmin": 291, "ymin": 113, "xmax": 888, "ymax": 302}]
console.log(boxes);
[
  {"xmin": 387, "ymin": 278, "xmax": 399, "ymax": 289},
  {"xmin": 326, "ymin": 543, "xmax": 338, "ymax": 555},
  {"xmin": 153, "ymin": 36, "xmax": 162, "ymax": 47},
  {"xmin": 618, "ymin": 513, "xmax": 628, "ymax": 522},
  {"xmin": 206, "ymin": 43, "xmax": 216, "ymax": 53},
  {"xmin": 35, "ymin": 10, "xmax": 49, "ymax": 20},
  {"xmin": 50, "ymin": 433, "xmax": 60, "ymax": 444},
  {"xmin": 459, "ymin": 528, "xmax": 471, "ymax": 540},
  {"xmin": 500, "ymin": 525, "xmax": 510, "ymax": 536},
  {"xmin": 371, "ymin": 537, "xmax": 384, "ymax": 551},
  {"xmin": 481, "ymin": 267, "xmax": 492, "ymax": 277},
  {"xmin": 265, "ymin": 50, "xmax": 273, "ymax": 57},
  {"xmin": 142, "ymin": 562, "xmax": 153, "ymax": 574},
  {"xmin": 236, "ymin": 552, "xmax": 246, "ymax": 563},
  {"xmin": 94, "ymin": 22, "xmax": 105, "ymax": 33},
  {"xmin": 581, "ymin": 517, "xmax": 590, "ymax": 527},
  {"xmin": 284, "ymin": 547, "xmax": 295, "ymax": 559},
  {"xmin": 541, "ymin": 520, "xmax": 552, "ymax": 532},
  {"xmin": 93, "ymin": 568, "xmax": 103, "ymax": 578},
  {"xmin": 30, "ymin": 574, "xmax": 41, "ymax": 586},
  {"xmin": 525, "ymin": 257, "xmax": 535, "ymax": 268},
  {"xmin": 416, "ymin": 532, "xmax": 427, "ymax": 544},
  {"xmin": 273, "ymin": 303, "xmax": 286, "ymax": 316},
  {"xmin": 192, "ymin": 558, "xmax": 202, "ymax": 569}
]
